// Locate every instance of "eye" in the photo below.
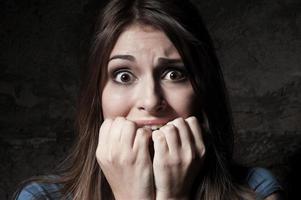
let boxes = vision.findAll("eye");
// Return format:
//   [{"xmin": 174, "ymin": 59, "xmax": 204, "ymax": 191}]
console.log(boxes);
[
  {"xmin": 162, "ymin": 69, "xmax": 187, "ymax": 82},
  {"xmin": 113, "ymin": 70, "xmax": 136, "ymax": 84}
]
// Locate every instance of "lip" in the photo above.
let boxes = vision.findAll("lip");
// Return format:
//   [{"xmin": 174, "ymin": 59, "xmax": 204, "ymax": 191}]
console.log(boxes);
[{"xmin": 133, "ymin": 119, "xmax": 171, "ymax": 127}]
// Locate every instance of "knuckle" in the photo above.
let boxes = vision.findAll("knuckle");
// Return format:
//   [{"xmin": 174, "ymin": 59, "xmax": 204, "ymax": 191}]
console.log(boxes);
[
  {"xmin": 170, "ymin": 155, "xmax": 181, "ymax": 166},
  {"xmin": 136, "ymin": 128, "xmax": 144, "ymax": 135},
  {"xmin": 186, "ymin": 116, "xmax": 197, "ymax": 124},
  {"xmin": 136, "ymin": 128, "xmax": 149, "ymax": 141},
  {"xmin": 152, "ymin": 130, "xmax": 160, "ymax": 139},
  {"xmin": 124, "ymin": 120, "xmax": 136, "ymax": 129},
  {"xmin": 174, "ymin": 117, "xmax": 185, "ymax": 125},
  {"xmin": 185, "ymin": 149, "xmax": 195, "ymax": 162},
  {"xmin": 108, "ymin": 150, "xmax": 121, "ymax": 164},
  {"xmin": 100, "ymin": 119, "xmax": 112, "ymax": 131},
  {"xmin": 96, "ymin": 150, "xmax": 107, "ymax": 165},
  {"xmin": 170, "ymin": 159, "xmax": 181, "ymax": 167},
  {"xmin": 106, "ymin": 118, "xmax": 113, "ymax": 123},
  {"xmin": 106, "ymin": 156, "xmax": 115, "ymax": 164},
  {"xmin": 95, "ymin": 148, "xmax": 101, "ymax": 159},
  {"xmin": 161, "ymin": 124, "xmax": 176, "ymax": 132},
  {"xmin": 120, "ymin": 154, "xmax": 135, "ymax": 165},
  {"xmin": 153, "ymin": 132, "xmax": 165, "ymax": 143},
  {"xmin": 115, "ymin": 116, "xmax": 125, "ymax": 123},
  {"xmin": 100, "ymin": 149, "xmax": 118, "ymax": 164}
]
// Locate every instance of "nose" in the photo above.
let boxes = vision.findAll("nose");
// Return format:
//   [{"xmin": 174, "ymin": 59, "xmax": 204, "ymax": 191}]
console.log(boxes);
[{"xmin": 136, "ymin": 78, "xmax": 166, "ymax": 114}]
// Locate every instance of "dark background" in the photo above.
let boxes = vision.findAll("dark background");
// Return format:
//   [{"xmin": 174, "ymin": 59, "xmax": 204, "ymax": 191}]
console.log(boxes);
[{"xmin": 0, "ymin": 0, "xmax": 300, "ymax": 199}]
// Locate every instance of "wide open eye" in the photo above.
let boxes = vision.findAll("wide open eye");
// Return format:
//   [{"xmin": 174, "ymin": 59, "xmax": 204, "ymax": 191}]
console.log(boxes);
[
  {"xmin": 113, "ymin": 70, "xmax": 136, "ymax": 84},
  {"xmin": 162, "ymin": 69, "xmax": 187, "ymax": 82}
]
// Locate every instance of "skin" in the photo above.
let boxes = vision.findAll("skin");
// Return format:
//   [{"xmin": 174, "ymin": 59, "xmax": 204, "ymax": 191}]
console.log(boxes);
[
  {"xmin": 96, "ymin": 23, "xmax": 281, "ymax": 200},
  {"xmin": 96, "ymin": 24, "xmax": 205, "ymax": 200}
]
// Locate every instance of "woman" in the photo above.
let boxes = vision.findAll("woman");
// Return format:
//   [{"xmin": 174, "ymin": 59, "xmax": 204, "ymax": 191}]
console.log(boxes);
[{"xmin": 14, "ymin": 0, "xmax": 283, "ymax": 199}]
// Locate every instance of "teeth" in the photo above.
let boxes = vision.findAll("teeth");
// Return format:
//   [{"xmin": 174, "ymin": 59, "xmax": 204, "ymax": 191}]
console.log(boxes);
[{"xmin": 144, "ymin": 125, "xmax": 163, "ymax": 131}]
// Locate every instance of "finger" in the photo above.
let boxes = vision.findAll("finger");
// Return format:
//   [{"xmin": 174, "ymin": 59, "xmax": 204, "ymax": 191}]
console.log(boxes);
[
  {"xmin": 159, "ymin": 124, "xmax": 180, "ymax": 155},
  {"xmin": 168, "ymin": 118, "xmax": 194, "ymax": 149},
  {"xmin": 107, "ymin": 117, "xmax": 126, "ymax": 158},
  {"xmin": 152, "ymin": 130, "xmax": 168, "ymax": 158},
  {"xmin": 120, "ymin": 120, "xmax": 137, "ymax": 149},
  {"xmin": 185, "ymin": 116, "xmax": 205, "ymax": 156},
  {"xmin": 133, "ymin": 128, "xmax": 152, "ymax": 158},
  {"xmin": 98, "ymin": 118, "xmax": 113, "ymax": 146},
  {"xmin": 97, "ymin": 119, "xmax": 113, "ymax": 164},
  {"xmin": 109, "ymin": 117, "xmax": 125, "ymax": 143}
]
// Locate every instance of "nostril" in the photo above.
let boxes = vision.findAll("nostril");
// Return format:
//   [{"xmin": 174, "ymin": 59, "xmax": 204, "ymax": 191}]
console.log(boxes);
[
  {"xmin": 137, "ymin": 83, "xmax": 166, "ymax": 112},
  {"xmin": 137, "ymin": 98, "xmax": 167, "ymax": 113},
  {"xmin": 138, "ymin": 106, "xmax": 145, "ymax": 111}
]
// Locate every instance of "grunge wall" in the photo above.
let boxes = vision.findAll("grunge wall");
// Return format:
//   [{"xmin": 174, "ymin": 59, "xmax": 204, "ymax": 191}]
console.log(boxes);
[{"xmin": 1, "ymin": 0, "xmax": 300, "ymax": 199}]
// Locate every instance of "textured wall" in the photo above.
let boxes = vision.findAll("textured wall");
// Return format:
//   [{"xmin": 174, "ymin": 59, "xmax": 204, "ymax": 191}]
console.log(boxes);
[{"xmin": 1, "ymin": 0, "xmax": 300, "ymax": 199}]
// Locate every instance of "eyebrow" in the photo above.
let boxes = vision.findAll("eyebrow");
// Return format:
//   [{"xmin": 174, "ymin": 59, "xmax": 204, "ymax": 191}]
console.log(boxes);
[
  {"xmin": 109, "ymin": 55, "xmax": 183, "ymax": 65},
  {"xmin": 109, "ymin": 55, "xmax": 135, "ymax": 62},
  {"xmin": 157, "ymin": 58, "xmax": 183, "ymax": 66}
]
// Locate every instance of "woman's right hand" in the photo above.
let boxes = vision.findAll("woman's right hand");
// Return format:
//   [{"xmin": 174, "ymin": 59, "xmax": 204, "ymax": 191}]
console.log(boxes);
[{"xmin": 96, "ymin": 117, "xmax": 154, "ymax": 200}]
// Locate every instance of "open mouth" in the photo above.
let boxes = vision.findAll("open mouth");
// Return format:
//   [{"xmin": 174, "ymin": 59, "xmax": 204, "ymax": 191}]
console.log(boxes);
[
  {"xmin": 133, "ymin": 118, "xmax": 170, "ymax": 132},
  {"xmin": 143, "ymin": 124, "xmax": 163, "ymax": 131}
]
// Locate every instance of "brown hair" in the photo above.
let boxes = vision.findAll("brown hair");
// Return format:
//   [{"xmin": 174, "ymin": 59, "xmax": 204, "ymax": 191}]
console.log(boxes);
[{"xmin": 15, "ymin": 0, "xmax": 255, "ymax": 199}]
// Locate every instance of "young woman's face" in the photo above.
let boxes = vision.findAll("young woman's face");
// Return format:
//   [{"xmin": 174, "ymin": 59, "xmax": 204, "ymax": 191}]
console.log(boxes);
[{"xmin": 101, "ymin": 24, "xmax": 198, "ymax": 127}]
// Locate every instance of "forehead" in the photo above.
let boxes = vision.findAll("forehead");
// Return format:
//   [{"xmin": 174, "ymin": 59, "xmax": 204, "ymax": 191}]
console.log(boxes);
[{"xmin": 109, "ymin": 24, "xmax": 179, "ymax": 57}]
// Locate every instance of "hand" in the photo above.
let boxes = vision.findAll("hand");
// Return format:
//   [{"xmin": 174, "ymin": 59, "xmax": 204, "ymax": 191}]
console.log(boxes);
[
  {"xmin": 96, "ymin": 117, "xmax": 154, "ymax": 200},
  {"xmin": 152, "ymin": 116, "xmax": 205, "ymax": 200}
]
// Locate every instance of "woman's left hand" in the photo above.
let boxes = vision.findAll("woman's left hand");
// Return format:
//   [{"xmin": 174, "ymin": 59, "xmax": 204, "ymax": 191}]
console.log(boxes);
[{"xmin": 152, "ymin": 116, "xmax": 206, "ymax": 200}]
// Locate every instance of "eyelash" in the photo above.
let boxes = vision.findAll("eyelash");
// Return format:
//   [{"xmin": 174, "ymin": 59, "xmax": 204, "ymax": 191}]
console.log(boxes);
[
  {"xmin": 161, "ymin": 67, "xmax": 187, "ymax": 82},
  {"xmin": 111, "ymin": 66, "xmax": 188, "ymax": 85},
  {"xmin": 112, "ymin": 68, "xmax": 136, "ymax": 85}
]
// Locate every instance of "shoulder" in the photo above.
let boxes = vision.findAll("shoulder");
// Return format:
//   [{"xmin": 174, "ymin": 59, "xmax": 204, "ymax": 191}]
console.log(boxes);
[
  {"xmin": 15, "ymin": 179, "xmax": 63, "ymax": 200},
  {"xmin": 246, "ymin": 167, "xmax": 282, "ymax": 199}
]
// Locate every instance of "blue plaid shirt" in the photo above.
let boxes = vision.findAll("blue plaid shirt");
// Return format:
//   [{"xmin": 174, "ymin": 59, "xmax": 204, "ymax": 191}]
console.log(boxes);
[{"xmin": 15, "ymin": 167, "xmax": 282, "ymax": 200}]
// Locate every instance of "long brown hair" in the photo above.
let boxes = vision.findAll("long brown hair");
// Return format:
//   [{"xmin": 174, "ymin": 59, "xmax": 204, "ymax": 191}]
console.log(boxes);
[{"xmin": 15, "ymin": 0, "xmax": 255, "ymax": 199}]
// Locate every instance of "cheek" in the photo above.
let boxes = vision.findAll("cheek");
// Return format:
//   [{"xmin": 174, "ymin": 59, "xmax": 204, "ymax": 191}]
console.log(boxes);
[
  {"xmin": 165, "ymin": 86, "xmax": 198, "ymax": 118},
  {"xmin": 101, "ymin": 85, "xmax": 132, "ymax": 119}
]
